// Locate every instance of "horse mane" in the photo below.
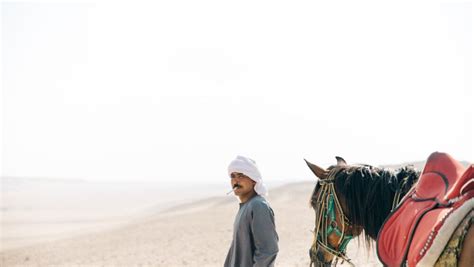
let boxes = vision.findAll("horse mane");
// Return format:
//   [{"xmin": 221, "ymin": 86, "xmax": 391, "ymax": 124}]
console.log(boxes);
[{"xmin": 311, "ymin": 164, "xmax": 420, "ymax": 247}]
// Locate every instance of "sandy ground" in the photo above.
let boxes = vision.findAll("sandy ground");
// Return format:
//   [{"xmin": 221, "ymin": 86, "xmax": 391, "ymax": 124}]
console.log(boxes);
[{"xmin": 1, "ymin": 181, "xmax": 381, "ymax": 266}]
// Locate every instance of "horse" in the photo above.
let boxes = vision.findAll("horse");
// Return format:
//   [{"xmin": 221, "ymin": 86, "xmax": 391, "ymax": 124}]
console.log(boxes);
[{"xmin": 305, "ymin": 156, "xmax": 474, "ymax": 267}]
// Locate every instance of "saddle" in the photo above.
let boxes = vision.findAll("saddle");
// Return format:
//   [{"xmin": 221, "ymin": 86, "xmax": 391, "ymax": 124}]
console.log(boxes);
[{"xmin": 377, "ymin": 152, "xmax": 474, "ymax": 267}]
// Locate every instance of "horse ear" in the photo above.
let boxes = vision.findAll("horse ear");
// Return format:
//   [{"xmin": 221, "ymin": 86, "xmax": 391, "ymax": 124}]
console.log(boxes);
[
  {"xmin": 304, "ymin": 159, "xmax": 329, "ymax": 179},
  {"xmin": 335, "ymin": 156, "xmax": 347, "ymax": 166}
]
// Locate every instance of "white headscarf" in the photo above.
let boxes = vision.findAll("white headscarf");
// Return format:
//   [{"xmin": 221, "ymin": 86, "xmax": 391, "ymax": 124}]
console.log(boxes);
[{"xmin": 228, "ymin": 155, "xmax": 268, "ymax": 196}]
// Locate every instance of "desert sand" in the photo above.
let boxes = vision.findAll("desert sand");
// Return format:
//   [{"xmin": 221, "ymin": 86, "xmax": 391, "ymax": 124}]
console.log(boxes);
[{"xmin": 1, "ymin": 181, "xmax": 381, "ymax": 266}]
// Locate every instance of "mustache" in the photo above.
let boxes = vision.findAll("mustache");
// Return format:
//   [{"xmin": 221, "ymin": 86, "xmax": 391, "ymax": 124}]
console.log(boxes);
[{"xmin": 226, "ymin": 184, "xmax": 242, "ymax": 195}]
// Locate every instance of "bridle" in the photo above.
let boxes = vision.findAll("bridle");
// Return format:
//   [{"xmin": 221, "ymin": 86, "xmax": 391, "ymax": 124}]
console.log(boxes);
[{"xmin": 310, "ymin": 170, "xmax": 355, "ymax": 267}]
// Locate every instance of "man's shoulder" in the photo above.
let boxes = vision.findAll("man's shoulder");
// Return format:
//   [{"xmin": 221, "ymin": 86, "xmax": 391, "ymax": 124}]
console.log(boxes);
[{"xmin": 248, "ymin": 195, "xmax": 273, "ymax": 211}]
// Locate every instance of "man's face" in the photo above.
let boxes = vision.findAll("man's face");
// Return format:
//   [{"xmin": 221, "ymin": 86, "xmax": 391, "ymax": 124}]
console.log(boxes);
[{"xmin": 230, "ymin": 172, "xmax": 256, "ymax": 196}]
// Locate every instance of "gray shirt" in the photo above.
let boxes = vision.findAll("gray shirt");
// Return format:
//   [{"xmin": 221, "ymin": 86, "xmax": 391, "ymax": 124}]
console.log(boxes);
[{"xmin": 224, "ymin": 195, "xmax": 279, "ymax": 267}]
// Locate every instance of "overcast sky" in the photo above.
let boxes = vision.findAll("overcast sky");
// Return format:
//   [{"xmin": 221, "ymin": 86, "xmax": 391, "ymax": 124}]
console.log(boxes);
[{"xmin": 2, "ymin": 0, "xmax": 472, "ymax": 183}]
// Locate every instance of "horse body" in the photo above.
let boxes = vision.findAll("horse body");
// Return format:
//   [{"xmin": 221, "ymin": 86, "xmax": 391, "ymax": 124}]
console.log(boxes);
[{"xmin": 306, "ymin": 153, "xmax": 473, "ymax": 267}]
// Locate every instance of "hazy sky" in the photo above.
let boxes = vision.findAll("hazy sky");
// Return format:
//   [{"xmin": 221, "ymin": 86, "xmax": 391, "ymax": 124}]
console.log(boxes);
[{"xmin": 2, "ymin": 0, "xmax": 473, "ymax": 183}]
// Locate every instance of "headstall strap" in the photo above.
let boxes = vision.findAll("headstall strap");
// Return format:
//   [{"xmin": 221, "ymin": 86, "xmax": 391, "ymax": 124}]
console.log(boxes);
[{"xmin": 310, "ymin": 169, "xmax": 355, "ymax": 266}]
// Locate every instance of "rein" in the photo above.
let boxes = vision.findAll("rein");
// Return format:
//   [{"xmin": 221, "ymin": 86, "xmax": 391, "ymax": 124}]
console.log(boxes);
[
  {"xmin": 310, "ymin": 171, "xmax": 355, "ymax": 267},
  {"xmin": 391, "ymin": 176, "xmax": 410, "ymax": 211}
]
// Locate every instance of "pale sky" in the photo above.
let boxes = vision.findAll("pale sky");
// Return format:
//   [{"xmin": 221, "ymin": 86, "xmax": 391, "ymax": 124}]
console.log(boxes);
[{"xmin": 1, "ymin": 0, "xmax": 473, "ymax": 183}]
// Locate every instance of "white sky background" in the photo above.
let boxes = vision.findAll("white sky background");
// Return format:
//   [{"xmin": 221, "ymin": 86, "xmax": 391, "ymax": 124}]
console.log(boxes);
[{"xmin": 1, "ymin": 0, "xmax": 473, "ymax": 183}]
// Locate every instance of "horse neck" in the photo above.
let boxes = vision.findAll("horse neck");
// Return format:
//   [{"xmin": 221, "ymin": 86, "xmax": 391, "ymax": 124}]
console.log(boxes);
[{"xmin": 337, "ymin": 166, "xmax": 420, "ymax": 240}]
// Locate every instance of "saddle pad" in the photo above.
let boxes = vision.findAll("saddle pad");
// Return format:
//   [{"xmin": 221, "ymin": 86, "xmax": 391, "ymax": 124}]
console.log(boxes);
[
  {"xmin": 376, "ymin": 152, "xmax": 474, "ymax": 267},
  {"xmin": 409, "ymin": 192, "xmax": 474, "ymax": 266}
]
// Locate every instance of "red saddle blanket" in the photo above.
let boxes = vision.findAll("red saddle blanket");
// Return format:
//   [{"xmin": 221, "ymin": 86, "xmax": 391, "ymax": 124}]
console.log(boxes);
[{"xmin": 377, "ymin": 152, "xmax": 474, "ymax": 267}]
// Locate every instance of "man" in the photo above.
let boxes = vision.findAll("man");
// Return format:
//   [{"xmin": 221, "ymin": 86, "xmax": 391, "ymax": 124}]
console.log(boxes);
[{"xmin": 224, "ymin": 155, "xmax": 279, "ymax": 267}]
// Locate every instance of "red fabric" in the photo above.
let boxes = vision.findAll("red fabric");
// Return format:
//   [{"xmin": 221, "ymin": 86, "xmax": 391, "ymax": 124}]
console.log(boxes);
[
  {"xmin": 377, "ymin": 200, "xmax": 436, "ymax": 266},
  {"xmin": 446, "ymin": 165, "xmax": 474, "ymax": 200},
  {"xmin": 376, "ymin": 152, "xmax": 473, "ymax": 267}
]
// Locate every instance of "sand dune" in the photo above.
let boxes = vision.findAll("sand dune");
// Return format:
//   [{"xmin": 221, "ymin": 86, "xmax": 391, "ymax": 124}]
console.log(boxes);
[{"xmin": 1, "ymin": 182, "xmax": 381, "ymax": 266}]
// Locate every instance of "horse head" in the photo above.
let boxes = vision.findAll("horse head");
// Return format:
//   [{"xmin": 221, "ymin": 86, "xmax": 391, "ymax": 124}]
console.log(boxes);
[{"xmin": 305, "ymin": 157, "xmax": 363, "ymax": 266}]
